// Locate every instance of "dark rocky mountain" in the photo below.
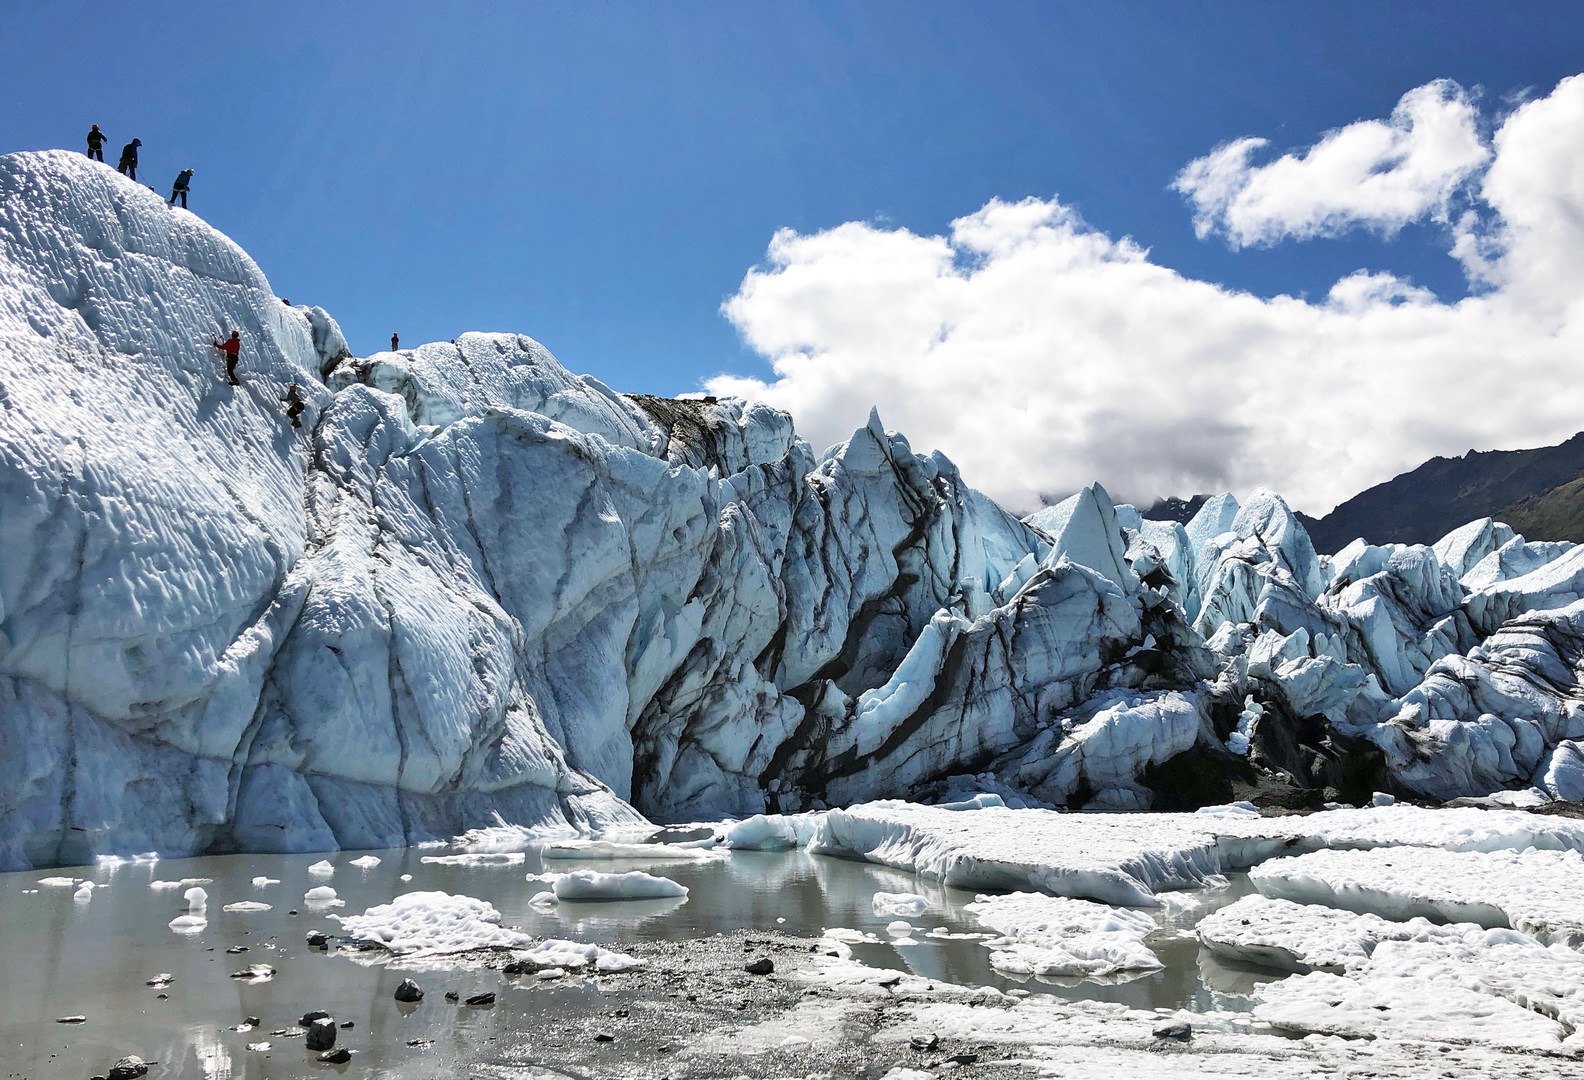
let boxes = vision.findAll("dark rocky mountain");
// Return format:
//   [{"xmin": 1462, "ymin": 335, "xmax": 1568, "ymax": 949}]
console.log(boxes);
[
  {"xmin": 1299, "ymin": 432, "xmax": 1584, "ymax": 553},
  {"xmin": 1142, "ymin": 494, "xmax": 1211, "ymax": 524}
]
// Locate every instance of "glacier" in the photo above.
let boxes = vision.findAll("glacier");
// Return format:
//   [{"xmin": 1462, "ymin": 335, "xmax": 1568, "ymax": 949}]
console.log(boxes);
[{"xmin": 6, "ymin": 148, "xmax": 1584, "ymax": 870}]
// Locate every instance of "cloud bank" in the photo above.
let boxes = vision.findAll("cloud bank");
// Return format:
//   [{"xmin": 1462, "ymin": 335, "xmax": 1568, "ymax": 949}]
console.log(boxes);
[{"xmin": 708, "ymin": 75, "xmax": 1584, "ymax": 518}]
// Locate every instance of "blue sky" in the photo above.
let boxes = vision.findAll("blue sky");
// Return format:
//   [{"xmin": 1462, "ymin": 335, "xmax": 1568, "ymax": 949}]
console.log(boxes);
[{"xmin": 7, "ymin": 2, "xmax": 1584, "ymax": 511}]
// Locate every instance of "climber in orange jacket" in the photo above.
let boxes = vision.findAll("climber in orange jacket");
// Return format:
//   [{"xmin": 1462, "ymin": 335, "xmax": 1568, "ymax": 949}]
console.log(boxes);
[{"xmin": 211, "ymin": 330, "xmax": 241, "ymax": 386}]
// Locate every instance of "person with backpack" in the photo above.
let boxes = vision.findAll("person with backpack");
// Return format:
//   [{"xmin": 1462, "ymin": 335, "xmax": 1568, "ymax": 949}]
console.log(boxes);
[
  {"xmin": 117, "ymin": 139, "xmax": 141, "ymax": 180},
  {"xmin": 86, "ymin": 125, "xmax": 107, "ymax": 161},
  {"xmin": 282, "ymin": 383, "xmax": 306, "ymax": 428},
  {"xmin": 211, "ymin": 330, "xmax": 241, "ymax": 385},
  {"xmin": 169, "ymin": 168, "xmax": 194, "ymax": 208}
]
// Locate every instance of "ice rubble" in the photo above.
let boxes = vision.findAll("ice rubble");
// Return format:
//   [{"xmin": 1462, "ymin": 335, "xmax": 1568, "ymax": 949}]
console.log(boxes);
[
  {"xmin": 8, "ymin": 148, "xmax": 1584, "ymax": 869},
  {"xmin": 962, "ymin": 891, "xmax": 1162, "ymax": 978}
]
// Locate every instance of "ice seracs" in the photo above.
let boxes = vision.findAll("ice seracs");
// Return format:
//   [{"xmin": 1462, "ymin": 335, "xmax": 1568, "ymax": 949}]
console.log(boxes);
[{"xmin": 11, "ymin": 147, "xmax": 1584, "ymax": 869}]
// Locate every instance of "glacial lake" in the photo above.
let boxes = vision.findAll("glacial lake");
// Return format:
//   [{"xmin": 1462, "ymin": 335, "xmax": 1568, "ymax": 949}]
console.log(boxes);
[{"xmin": 0, "ymin": 841, "xmax": 1276, "ymax": 1077}]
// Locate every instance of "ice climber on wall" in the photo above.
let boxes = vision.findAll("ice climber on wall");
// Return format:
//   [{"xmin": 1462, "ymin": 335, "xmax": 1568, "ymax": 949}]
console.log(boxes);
[
  {"xmin": 168, "ymin": 168, "xmax": 193, "ymax": 208},
  {"xmin": 212, "ymin": 330, "xmax": 241, "ymax": 386},
  {"xmin": 117, "ymin": 139, "xmax": 141, "ymax": 180},
  {"xmin": 283, "ymin": 383, "xmax": 305, "ymax": 428},
  {"xmin": 86, "ymin": 125, "xmax": 106, "ymax": 161}
]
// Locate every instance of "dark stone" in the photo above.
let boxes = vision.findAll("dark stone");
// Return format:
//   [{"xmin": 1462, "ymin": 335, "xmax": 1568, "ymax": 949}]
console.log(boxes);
[
  {"xmin": 464, "ymin": 992, "xmax": 496, "ymax": 1006},
  {"xmin": 245, "ymin": 1016, "xmax": 261, "ymax": 1027},
  {"xmin": 1153, "ymin": 1021, "xmax": 1192, "ymax": 1040},
  {"xmin": 910, "ymin": 1033, "xmax": 939, "ymax": 1051},
  {"xmin": 306, "ymin": 1018, "xmax": 337, "ymax": 1051},
  {"xmin": 339, "ymin": 1020, "xmax": 354, "ymax": 1029},
  {"xmin": 394, "ymin": 978, "xmax": 424, "ymax": 1003},
  {"xmin": 107, "ymin": 1058, "xmax": 150, "ymax": 1080},
  {"xmin": 947, "ymin": 1052, "xmax": 979, "ymax": 1065},
  {"xmin": 744, "ymin": 957, "xmax": 774, "ymax": 975},
  {"xmin": 306, "ymin": 931, "xmax": 331, "ymax": 949},
  {"xmin": 502, "ymin": 960, "xmax": 540, "ymax": 975},
  {"xmin": 317, "ymin": 1047, "xmax": 353, "ymax": 1064},
  {"xmin": 594, "ymin": 1032, "xmax": 615, "ymax": 1042},
  {"xmin": 299, "ymin": 1010, "xmax": 331, "ymax": 1027},
  {"xmin": 444, "ymin": 991, "xmax": 460, "ymax": 1003},
  {"xmin": 288, "ymin": 909, "xmax": 299, "ymax": 915},
  {"xmin": 55, "ymin": 1015, "xmax": 87, "ymax": 1024},
  {"xmin": 226, "ymin": 945, "xmax": 247, "ymax": 954}
]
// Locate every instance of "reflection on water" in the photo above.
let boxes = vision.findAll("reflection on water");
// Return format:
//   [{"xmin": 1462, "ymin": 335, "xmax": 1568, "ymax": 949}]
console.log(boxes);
[{"xmin": 0, "ymin": 843, "xmax": 1280, "ymax": 1077}]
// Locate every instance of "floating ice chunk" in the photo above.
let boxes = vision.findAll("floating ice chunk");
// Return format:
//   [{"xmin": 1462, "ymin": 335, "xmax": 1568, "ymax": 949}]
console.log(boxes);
[
  {"xmin": 308, "ymin": 860, "xmax": 336, "ymax": 877},
  {"xmin": 551, "ymin": 869, "xmax": 688, "ymax": 902},
  {"xmin": 149, "ymin": 880, "xmax": 184, "ymax": 891},
  {"xmin": 400, "ymin": 874, "xmax": 413, "ymax": 882},
  {"xmin": 251, "ymin": 876, "xmax": 280, "ymax": 888},
  {"xmin": 168, "ymin": 889, "xmax": 207, "ymax": 932},
  {"xmin": 419, "ymin": 852, "xmax": 526, "ymax": 867},
  {"xmin": 73, "ymin": 882, "xmax": 95, "ymax": 903},
  {"xmin": 822, "ymin": 928, "xmax": 880, "ymax": 944},
  {"xmin": 223, "ymin": 901, "xmax": 272, "ymax": 913},
  {"xmin": 812, "ymin": 803, "xmax": 1227, "ymax": 906},
  {"xmin": 333, "ymin": 891, "xmax": 530, "ymax": 955},
  {"xmin": 304, "ymin": 886, "xmax": 344, "ymax": 909},
  {"xmin": 39, "ymin": 876, "xmax": 79, "ymax": 887},
  {"xmin": 1251, "ymin": 846, "xmax": 1584, "ymax": 946},
  {"xmin": 886, "ymin": 920, "xmax": 915, "ymax": 936},
  {"xmin": 541, "ymin": 840, "xmax": 718, "ymax": 862},
  {"xmin": 872, "ymin": 892, "xmax": 931, "ymax": 918},
  {"xmin": 349, "ymin": 855, "xmax": 381, "ymax": 869},
  {"xmin": 964, "ymin": 892, "xmax": 1161, "ymax": 979},
  {"xmin": 720, "ymin": 813, "xmax": 822, "ymax": 851},
  {"xmin": 529, "ymin": 891, "xmax": 558, "ymax": 910}
]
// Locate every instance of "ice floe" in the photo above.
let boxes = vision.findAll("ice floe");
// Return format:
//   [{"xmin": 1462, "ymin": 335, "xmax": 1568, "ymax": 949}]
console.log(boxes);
[
  {"xmin": 964, "ymin": 892, "xmax": 1162, "ymax": 979},
  {"xmin": 550, "ymin": 869, "xmax": 688, "ymax": 902}
]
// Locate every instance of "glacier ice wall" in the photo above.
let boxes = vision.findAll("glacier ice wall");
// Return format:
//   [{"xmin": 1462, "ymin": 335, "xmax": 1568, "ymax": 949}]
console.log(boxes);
[{"xmin": 4, "ymin": 150, "xmax": 1584, "ymax": 869}]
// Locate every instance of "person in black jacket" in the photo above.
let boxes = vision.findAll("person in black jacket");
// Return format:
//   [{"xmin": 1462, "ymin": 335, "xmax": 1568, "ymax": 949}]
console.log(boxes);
[
  {"xmin": 117, "ymin": 139, "xmax": 141, "ymax": 180},
  {"xmin": 86, "ymin": 125, "xmax": 107, "ymax": 161},
  {"xmin": 282, "ymin": 383, "xmax": 305, "ymax": 428},
  {"xmin": 169, "ymin": 168, "xmax": 194, "ymax": 208}
]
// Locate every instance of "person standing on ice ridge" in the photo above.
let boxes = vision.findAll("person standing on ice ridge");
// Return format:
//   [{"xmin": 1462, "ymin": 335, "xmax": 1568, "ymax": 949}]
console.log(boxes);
[
  {"xmin": 86, "ymin": 125, "xmax": 106, "ymax": 161},
  {"xmin": 390, "ymin": 332, "xmax": 399, "ymax": 351},
  {"xmin": 282, "ymin": 383, "xmax": 305, "ymax": 427},
  {"xmin": 211, "ymin": 330, "xmax": 241, "ymax": 386},
  {"xmin": 117, "ymin": 139, "xmax": 141, "ymax": 180},
  {"xmin": 168, "ymin": 168, "xmax": 193, "ymax": 208}
]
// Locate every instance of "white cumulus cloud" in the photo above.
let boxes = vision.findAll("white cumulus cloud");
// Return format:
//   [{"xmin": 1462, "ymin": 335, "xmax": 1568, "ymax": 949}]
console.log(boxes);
[
  {"xmin": 707, "ymin": 75, "xmax": 1584, "ymax": 521},
  {"xmin": 1174, "ymin": 78, "xmax": 1489, "ymax": 247}
]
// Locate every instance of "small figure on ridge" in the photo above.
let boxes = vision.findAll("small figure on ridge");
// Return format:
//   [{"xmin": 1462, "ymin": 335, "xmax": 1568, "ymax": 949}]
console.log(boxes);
[
  {"xmin": 86, "ymin": 125, "xmax": 107, "ymax": 161},
  {"xmin": 211, "ymin": 330, "xmax": 241, "ymax": 386},
  {"xmin": 390, "ymin": 332, "xmax": 399, "ymax": 351},
  {"xmin": 282, "ymin": 383, "xmax": 305, "ymax": 428},
  {"xmin": 117, "ymin": 139, "xmax": 141, "ymax": 180},
  {"xmin": 168, "ymin": 168, "xmax": 194, "ymax": 208}
]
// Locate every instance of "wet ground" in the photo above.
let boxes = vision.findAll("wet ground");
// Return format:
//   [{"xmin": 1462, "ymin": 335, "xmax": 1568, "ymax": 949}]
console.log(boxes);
[{"xmin": 0, "ymin": 844, "xmax": 1270, "ymax": 1079}]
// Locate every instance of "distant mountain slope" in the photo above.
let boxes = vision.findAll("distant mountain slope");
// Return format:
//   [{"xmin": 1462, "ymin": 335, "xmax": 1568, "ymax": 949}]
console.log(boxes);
[
  {"xmin": 1143, "ymin": 494, "xmax": 1210, "ymax": 524},
  {"xmin": 1301, "ymin": 433, "xmax": 1584, "ymax": 553}
]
